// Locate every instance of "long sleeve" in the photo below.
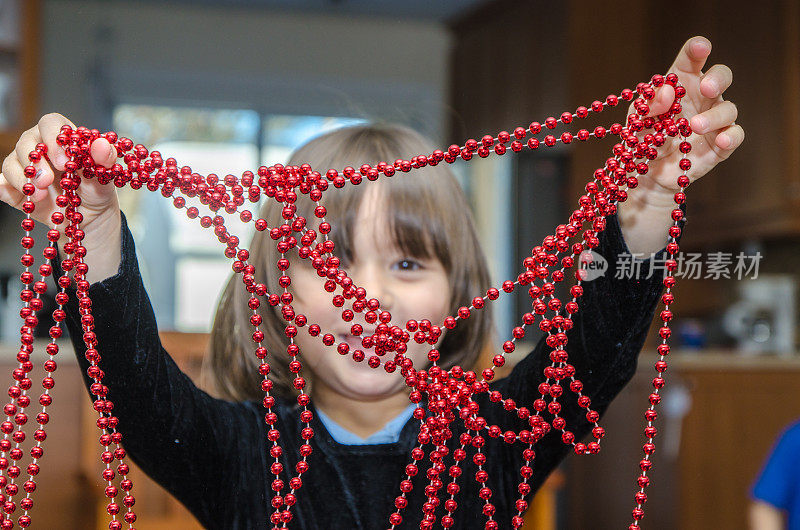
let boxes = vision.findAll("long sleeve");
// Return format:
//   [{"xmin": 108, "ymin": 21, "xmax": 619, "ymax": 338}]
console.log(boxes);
[
  {"xmin": 56, "ymin": 213, "xmax": 269, "ymax": 528},
  {"xmin": 478, "ymin": 210, "xmax": 679, "ymax": 523}
]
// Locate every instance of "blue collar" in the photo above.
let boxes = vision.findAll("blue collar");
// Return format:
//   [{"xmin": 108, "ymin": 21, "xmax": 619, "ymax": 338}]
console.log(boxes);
[{"xmin": 316, "ymin": 403, "xmax": 418, "ymax": 445}]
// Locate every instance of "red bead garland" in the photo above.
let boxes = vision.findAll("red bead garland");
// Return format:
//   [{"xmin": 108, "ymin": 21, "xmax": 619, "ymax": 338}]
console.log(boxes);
[{"xmin": 7, "ymin": 73, "xmax": 690, "ymax": 529}]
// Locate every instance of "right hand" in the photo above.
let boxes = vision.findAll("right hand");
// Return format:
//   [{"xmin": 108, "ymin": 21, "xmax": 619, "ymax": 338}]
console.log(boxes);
[
  {"xmin": 1, "ymin": 113, "xmax": 119, "ymax": 225},
  {"xmin": 0, "ymin": 113, "xmax": 124, "ymax": 283}
]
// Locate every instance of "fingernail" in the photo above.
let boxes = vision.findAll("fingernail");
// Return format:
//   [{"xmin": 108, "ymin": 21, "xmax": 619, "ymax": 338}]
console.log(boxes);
[
  {"xmin": 719, "ymin": 133, "xmax": 731, "ymax": 148},
  {"xmin": 704, "ymin": 79, "xmax": 719, "ymax": 97},
  {"xmin": 33, "ymin": 167, "xmax": 49, "ymax": 189},
  {"xmin": 694, "ymin": 116, "xmax": 708, "ymax": 133},
  {"xmin": 54, "ymin": 153, "xmax": 67, "ymax": 168}
]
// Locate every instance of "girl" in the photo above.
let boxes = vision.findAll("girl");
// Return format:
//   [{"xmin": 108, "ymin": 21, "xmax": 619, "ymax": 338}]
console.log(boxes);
[{"xmin": 0, "ymin": 37, "xmax": 741, "ymax": 529}]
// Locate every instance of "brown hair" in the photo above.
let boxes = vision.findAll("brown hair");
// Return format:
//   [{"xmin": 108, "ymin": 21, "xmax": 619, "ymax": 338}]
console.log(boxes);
[{"xmin": 204, "ymin": 123, "xmax": 493, "ymax": 401}]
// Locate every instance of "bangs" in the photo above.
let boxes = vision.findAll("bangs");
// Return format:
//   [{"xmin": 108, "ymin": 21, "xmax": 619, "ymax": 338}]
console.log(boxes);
[
  {"xmin": 319, "ymin": 176, "xmax": 454, "ymax": 271},
  {"xmin": 277, "ymin": 123, "xmax": 468, "ymax": 273}
]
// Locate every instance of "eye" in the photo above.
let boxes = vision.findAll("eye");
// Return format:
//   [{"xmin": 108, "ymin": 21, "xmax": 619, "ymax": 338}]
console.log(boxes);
[{"xmin": 392, "ymin": 258, "xmax": 422, "ymax": 272}]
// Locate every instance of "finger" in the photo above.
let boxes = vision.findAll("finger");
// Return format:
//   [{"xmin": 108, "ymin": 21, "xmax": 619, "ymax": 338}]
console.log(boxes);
[
  {"xmin": 700, "ymin": 64, "xmax": 733, "ymax": 99},
  {"xmin": 90, "ymin": 138, "xmax": 117, "ymax": 168},
  {"xmin": 0, "ymin": 173, "xmax": 24, "ymax": 208},
  {"xmin": 37, "ymin": 113, "xmax": 77, "ymax": 172},
  {"xmin": 14, "ymin": 127, "xmax": 51, "ymax": 190},
  {"xmin": 690, "ymin": 100, "xmax": 738, "ymax": 135},
  {"xmin": 1, "ymin": 170, "xmax": 60, "ymax": 223},
  {"xmin": 713, "ymin": 123, "xmax": 745, "ymax": 152},
  {"xmin": 647, "ymin": 83, "xmax": 676, "ymax": 116},
  {"xmin": 670, "ymin": 36, "xmax": 712, "ymax": 75},
  {"xmin": 2, "ymin": 152, "xmax": 47, "ymax": 203}
]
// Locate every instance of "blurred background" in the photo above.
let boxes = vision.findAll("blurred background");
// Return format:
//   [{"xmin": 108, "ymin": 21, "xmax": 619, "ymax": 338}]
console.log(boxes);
[{"xmin": 0, "ymin": 0, "xmax": 797, "ymax": 528}]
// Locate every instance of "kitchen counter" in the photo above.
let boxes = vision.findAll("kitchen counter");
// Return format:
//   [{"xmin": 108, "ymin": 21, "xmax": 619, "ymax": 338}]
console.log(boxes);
[{"xmin": 642, "ymin": 347, "xmax": 800, "ymax": 370}]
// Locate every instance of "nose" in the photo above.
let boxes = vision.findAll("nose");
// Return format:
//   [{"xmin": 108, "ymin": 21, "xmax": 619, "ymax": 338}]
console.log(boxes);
[{"xmin": 350, "ymin": 263, "xmax": 394, "ymax": 314}]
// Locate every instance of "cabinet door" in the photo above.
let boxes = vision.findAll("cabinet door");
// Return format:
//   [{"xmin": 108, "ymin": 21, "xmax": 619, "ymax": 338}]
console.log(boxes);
[
  {"xmin": 0, "ymin": 0, "xmax": 39, "ymax": 155},
  {"xmin": 677, "ymin": 366, "xmax": 800, "ymax": 528},
  {"xmin": 646, "ymin": 0, "xmax": 800, "ymax": 245},
  {"xmin": 567, "ymin": 0, "xmax": 800, "ymax": 246}
]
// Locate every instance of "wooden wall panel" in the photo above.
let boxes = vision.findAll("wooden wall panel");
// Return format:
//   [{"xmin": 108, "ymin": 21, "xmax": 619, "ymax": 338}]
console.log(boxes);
[{"xmin": 448, "ymin": 1, "xmax": 800, "ymax": 528}]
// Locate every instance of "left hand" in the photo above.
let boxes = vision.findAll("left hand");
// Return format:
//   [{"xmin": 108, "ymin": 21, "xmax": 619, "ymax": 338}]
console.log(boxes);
[{"xmin": 630, "ymin": 36, "xmax": 744, "ymax": 204}]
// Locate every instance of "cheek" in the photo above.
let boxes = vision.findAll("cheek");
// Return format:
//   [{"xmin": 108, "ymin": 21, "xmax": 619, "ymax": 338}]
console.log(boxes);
[
  {"xmin": 418, "ymin": 280, "xmax": 452, "ymax": 322},
  {"xmin": 438, "ymin": 283, "xmax": 453, "ymax": 316},
  {"xmin": 289, "ymin": 269, "xmax": 333, "ymax": 321},
  {"xmin": 394, "ymin": 280, "xmax": 452, "ymax": 349},
  {"xmin": 292, "ymin": 330, "xmax": 325, "ymax": 372}
]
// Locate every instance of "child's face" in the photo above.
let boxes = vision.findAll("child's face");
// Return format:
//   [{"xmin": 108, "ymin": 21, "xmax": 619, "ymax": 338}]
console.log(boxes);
[{"xmin": 290, "ymin": 188, "xmax": 451, "ymax": 402}]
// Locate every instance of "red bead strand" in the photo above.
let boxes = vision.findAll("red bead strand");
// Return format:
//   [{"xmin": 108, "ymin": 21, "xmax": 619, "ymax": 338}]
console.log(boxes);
[
  {"xmin": 0, "ymin": 146, "xmax": 47, "ymax": 529},
  {"xmin": 11, "ymin": 75, "xmax": 689, "ymax": 529},
  {"xmin": 65, "ymin": 126, "xmax": 138, "ymax": 530}
]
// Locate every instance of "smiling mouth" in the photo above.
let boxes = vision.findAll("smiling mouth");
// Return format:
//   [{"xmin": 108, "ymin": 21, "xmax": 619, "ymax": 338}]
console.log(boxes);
[{"xmin": 338, "ymin": 334, "xmax": 366, "ymax": 351}]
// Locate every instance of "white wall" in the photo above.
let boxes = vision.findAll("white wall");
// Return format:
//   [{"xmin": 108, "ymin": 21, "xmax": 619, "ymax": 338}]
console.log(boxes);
[{"xmin": 40, "ymin": 0, "xmax": 452, "ymax": 139}]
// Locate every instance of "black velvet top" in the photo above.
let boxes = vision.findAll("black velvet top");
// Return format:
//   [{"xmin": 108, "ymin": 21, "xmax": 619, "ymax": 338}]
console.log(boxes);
[{"xmin": 59, "ymin": 211, "xmax": 670, "ymax": 529}]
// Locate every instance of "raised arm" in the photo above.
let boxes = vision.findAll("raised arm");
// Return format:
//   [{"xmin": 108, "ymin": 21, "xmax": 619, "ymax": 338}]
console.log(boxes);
[
  {"xmin": 1, "ymin": 114, "xmax": 266, "ymax": 527},
  {"xmin": 482, "ymin": 210, "xmax": 673, "ymax": 494},
  {"xmin": 1, "ymin": 113, "xmax": 122, "ymax": 282},
  {"xmin": 55, "ymin": 213, "xmax": 268, "ymax": 527}
]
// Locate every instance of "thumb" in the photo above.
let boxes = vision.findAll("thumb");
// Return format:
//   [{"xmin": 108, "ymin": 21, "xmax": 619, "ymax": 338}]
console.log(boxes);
[
  {"xmin": 90, "ymin": 138, "xmax": 117, "ymax": 168},
  {"xmin": 647, "ymin": 84, "xmax": 676, "ymax": 117}
]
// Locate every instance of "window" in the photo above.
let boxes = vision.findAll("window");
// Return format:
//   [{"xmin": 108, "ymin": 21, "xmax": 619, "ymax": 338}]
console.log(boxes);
[{"xmin": 112, "ymin": 104, "xmax": 364, "ymax": 331}]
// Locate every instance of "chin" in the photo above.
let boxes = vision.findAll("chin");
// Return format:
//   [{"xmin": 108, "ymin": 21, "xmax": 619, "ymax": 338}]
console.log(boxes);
[{"xmin": 337, "ymin": 367, "xmax": 406, "ymax": 400}]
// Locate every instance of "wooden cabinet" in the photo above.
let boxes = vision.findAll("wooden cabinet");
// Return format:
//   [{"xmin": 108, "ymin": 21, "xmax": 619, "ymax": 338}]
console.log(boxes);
[
  {"xmin": 566, "ymin": 352, "xmax": 800, "ymax": 529},
  {"xmin": 0, "ymin": 350, "xmax": 94, "ymax": 530},
  {"xmin": 0, "ymin": 0, "xmax": 39, "ymax": 156},
  {"xmin": 642, "ymin": 0, "xmax": 800, "ymax": 246},
  {"xmin": 451, "ymin": 0, "xmax": 800, "ymax": 248},
  {"xmin": 568, "ymin": 0, "xmax": 800, "ymax": 247}
]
